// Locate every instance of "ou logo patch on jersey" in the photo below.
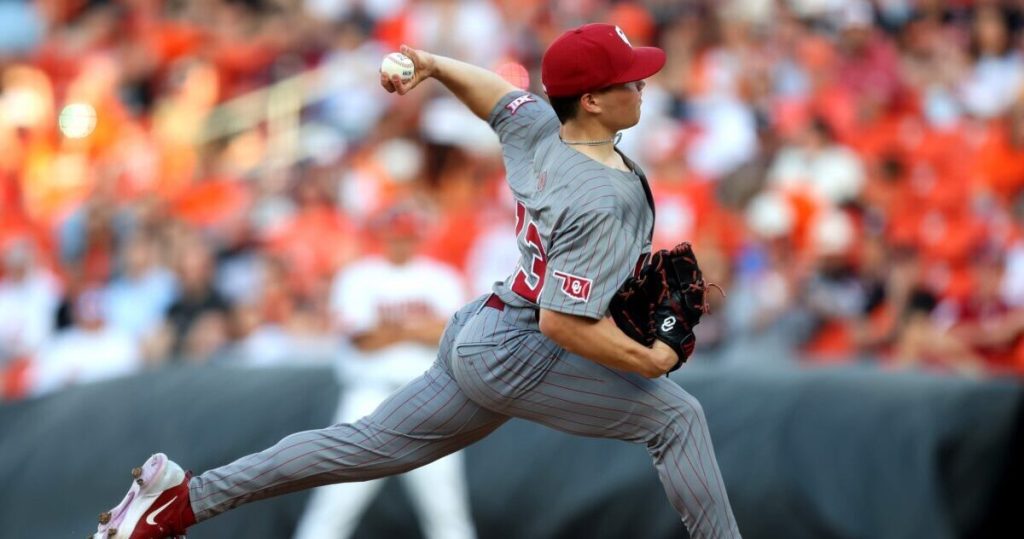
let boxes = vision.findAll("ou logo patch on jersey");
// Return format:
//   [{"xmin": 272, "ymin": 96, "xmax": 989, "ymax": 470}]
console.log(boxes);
[
  {"xmin": 615, "ymin": 26, "xmax": 631, "ymax": 46},
  {"xmin": 553, "ymin": 270, "xmax": 592, "ymax": 302},
  {"xmin": 661, "ymin": 316, "xmax": 677, "ymax": 332}
]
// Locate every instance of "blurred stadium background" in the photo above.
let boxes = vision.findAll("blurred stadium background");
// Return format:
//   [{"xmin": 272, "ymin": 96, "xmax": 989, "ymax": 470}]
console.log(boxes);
[{"xmin": 1, "ymin": 0, "xmax": 1023, "ymax": 538}]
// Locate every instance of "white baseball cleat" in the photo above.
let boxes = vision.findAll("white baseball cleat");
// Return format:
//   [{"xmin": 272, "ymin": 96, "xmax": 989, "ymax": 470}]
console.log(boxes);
[{"xmin": 92, "ymin": 453, "xmax": 195, "ymax": 539}]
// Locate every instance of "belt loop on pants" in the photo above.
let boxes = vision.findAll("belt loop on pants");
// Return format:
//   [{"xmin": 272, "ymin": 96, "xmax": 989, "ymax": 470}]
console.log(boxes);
[{"xmin": 485, "ymin": 292, "xmax": 540, "ymax": 323}]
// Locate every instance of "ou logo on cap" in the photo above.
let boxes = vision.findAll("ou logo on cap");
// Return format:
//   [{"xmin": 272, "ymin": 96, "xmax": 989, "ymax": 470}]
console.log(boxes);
[{"xmin": 615, "ymin": 26, "xmax": 632, "ymax": 46}]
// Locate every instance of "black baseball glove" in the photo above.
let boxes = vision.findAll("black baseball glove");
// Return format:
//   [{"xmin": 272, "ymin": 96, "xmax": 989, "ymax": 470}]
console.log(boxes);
[{"xmin": 608, "ymin": 242, "xmax": 717, "ymax": 372}]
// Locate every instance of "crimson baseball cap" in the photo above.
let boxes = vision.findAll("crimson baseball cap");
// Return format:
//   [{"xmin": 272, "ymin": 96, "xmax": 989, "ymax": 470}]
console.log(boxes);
[{"xmin": 541, "ymin": 23, "xmax": 666, "ymax": 97}]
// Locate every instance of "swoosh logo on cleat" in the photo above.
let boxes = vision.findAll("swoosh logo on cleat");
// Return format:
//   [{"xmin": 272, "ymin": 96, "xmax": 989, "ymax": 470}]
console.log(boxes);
[{"xmin": 145, "ymin": 496, "xmax": 176, "ymax": 526}]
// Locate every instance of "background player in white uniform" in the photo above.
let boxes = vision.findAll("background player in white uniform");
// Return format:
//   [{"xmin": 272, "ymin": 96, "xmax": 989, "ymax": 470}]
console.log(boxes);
[
  {"xmin": 293, "ymin": 204, "xmax": 476, "ymax": 539},
  {"xmin": 91, "ymin": 23, "xmax": 740, "ymax": 539}
]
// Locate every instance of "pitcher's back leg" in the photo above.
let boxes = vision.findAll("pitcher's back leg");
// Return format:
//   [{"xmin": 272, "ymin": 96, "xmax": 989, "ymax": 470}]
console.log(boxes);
[{"xmin": 453, "ymin": 333, "xmax": 739, "ymax": 538}]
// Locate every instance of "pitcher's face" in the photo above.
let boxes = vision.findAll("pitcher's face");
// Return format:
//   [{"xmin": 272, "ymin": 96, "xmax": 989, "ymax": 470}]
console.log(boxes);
[{"xmin": 592, "ymin": 80, "xmax": 646, "ymax": 130}]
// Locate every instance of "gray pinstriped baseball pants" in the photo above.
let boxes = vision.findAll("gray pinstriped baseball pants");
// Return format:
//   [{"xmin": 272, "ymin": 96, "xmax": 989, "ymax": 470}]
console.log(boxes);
[{"xmin": 189, "ymin": 295, "xmax": 741, "ymax": 538}]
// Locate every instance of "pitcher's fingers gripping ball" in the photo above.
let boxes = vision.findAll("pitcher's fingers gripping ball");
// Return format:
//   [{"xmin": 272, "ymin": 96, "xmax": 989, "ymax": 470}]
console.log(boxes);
[
  {"xmin": 379, "ymin": 46, "xmax": 438, "ymax": 95},
  {"xmin": 381, "ymin": 52, "xmax": 415, "ymax": 82},
  {"xmin": 380, "ymin": 50, "xmax": 415, "ymax": 94}
]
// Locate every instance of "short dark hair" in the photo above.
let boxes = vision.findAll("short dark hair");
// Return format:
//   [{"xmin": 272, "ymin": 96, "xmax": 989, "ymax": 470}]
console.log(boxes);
[{"xmin": 549, "ymin": 94, "xmax": 582, "ymax": 124}]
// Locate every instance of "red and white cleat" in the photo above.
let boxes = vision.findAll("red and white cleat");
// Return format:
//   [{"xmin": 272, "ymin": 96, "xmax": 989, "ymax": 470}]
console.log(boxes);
[{"xmin": 92, "ymin": 453, "xmax": 196, "ymax": 539}]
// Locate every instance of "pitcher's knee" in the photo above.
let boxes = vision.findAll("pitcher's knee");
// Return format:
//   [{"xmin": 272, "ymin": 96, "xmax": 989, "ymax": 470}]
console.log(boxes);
[
  {"xmin": 672, "ymin": 391, "xmax": 707, "ymax": 423},
  {"xmin": 646, "ymin": 391, "xmax": 707, "ymax": 449}
]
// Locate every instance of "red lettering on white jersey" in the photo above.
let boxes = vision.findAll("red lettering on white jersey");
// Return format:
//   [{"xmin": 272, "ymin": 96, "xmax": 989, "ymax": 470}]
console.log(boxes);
[{"xmin": 376, "ymin": 300, "xmax": 434, "ymax": 324}]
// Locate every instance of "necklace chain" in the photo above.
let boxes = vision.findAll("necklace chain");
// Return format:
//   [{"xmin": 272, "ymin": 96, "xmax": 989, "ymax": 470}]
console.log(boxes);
[{"xmin": 559, "ymin": 132, "xmax": 623, "ymax": 146}]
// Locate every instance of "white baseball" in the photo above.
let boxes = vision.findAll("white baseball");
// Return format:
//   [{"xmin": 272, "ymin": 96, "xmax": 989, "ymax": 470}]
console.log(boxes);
[{"xmin": 381, "ymin": 52, "xmax": 415, "ymax": 83}]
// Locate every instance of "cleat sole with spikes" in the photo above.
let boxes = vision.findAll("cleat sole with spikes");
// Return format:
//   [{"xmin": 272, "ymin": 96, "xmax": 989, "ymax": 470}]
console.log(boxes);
[{"xmin": 90, "ymin": 453, "xmax": 184, "ymax": 539}]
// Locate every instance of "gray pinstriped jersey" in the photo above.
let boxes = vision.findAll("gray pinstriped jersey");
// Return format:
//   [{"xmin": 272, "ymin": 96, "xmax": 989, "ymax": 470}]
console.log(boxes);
[{"xmin": 488, "ymin": 91, "xmax": 655, "ymax": 319}]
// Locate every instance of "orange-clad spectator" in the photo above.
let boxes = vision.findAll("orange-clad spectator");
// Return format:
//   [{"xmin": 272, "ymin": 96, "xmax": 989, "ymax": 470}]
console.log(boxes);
[
  {"xmin": 843, "ymin": 107, "xmax": 916, "ymax": 170},
  {"xmin": 909, "ymin": 133, "xmax": 980, "ymax": 216},
  {"xmin": 651, "ymin": 173, "xmax": 711, "ymax": 252},
  {"xmin": 608, "ymin": 2, "xmax": 655, "ymax": 47},
  {"xmin": 0, "ymin": 167, "xmax": 23, "ymax": 222},
  {"xmin": 940, "ymin": 246, "xmax": 1024, "ymax": 375},
  {"xmin": 130, "ymin": 7, "xmax": 206, "ymax": 67},
  {"xmin": 645, "ymin": 127, "xmax": 704, "ymax": 248},
  {"xmin": 422, "ymin": 205, "xmax": 483, "ymax": 272},
  {"xmin": 419, "ymin": 145, "xmax": 490, "ymax": 271},
  {"xmin": 975, "ymin": 103, "xmax": 1024, "ymax": 203},
  {"xmin": 0, "ymin": 205, "xmax": 56, "ymax": 277},
  {"xmin": 767, "ymin": 117, "xmax": 866, "ymax": 208},
  {"xmin": 264, "ymin": 175, "xmax": 361, "ymax": 296},
  {"xmin": 743, "ymin": 188, "xmax": 820, "ymax": 267},
  {"xmin": 205, "ymin": 1, "xmax": 283, "ymax": 98},
  {"xmin": 20, "ymin": 142, "xmax": 97, "ymax": 229},
  {"xmin": 170, "ymin": 137, "xmax": 254, "ymax": 236},
  {"xmin": 372, "ymin": 7, "xmax": 412, "ymax": 52},
  {"xmin": 150, "ymin": 60, "xmax": 221, "ymax": 198},
  {"xmin": 360, "ymin": 201, "xmax": 437, "ymax": 269},
  {"xmin": 901, "ymin": 245, "xmax": 1024, "ymax": 376},
  {"xmin": 94, "ymin": 122, "xmax": 163, "ymax": 201},
  {"xmin": 800, "ymin": 210, "xmax": 865, "ymax": 362},
  {"xmin": 1, "ymin": 64, "xmax": 82, "ymax": 228},
  {"xmin": 646, "ymin": 141, "xmax": 742, "ymax": 254},
  {"xmin": 914, "ymin": 208, "xmax": 987, "ymax": 266},
  {"xmin": 64, "ymin": 54, "xmax": 134, "ymax": 157},
  {"xmin": 340, "ymin": 140, "xmax": 424, "ymax": 221},
  {"xmin": 30, "ymin": 3, "xmax": 124, "ymax": 91},
  {"xmin": 172, "ymin": 174, "xmax": 251, "ymax": 231},
  {"xmin": 863, "ymin": 153, "xmax": 913, "ymax": 222},
  {"xmin": 912, "ymin": 165, "xmax": 1002, "ymax": 302}
]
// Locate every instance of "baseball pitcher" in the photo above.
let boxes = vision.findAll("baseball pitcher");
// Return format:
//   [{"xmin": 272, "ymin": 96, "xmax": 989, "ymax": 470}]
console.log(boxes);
[{"xmin": 91, "ymin": 23, "xmax": 741, "ymax": 539}]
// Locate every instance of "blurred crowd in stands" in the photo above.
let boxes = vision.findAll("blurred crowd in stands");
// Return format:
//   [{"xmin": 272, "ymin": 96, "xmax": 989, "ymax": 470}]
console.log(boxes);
[{"xmin": 3, "ymin": 0, "xmax": 1024, "ymax": 400}]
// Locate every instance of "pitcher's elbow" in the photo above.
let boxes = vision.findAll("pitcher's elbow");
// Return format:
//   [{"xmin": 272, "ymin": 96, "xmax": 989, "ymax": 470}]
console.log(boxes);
[{"xmin": 538, "ymin": 309, "xmax": 561, "ymax": 341}]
